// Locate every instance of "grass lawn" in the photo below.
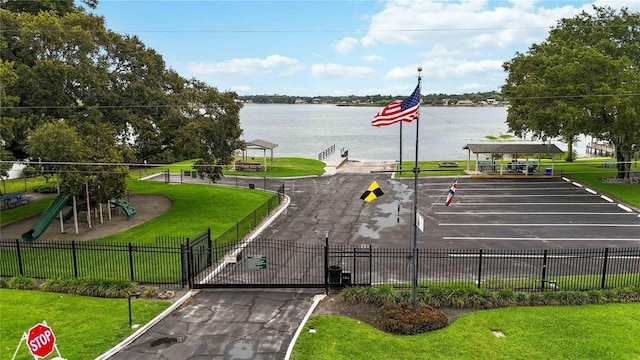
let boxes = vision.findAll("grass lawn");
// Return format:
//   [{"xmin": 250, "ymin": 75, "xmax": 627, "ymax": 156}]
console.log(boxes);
[
  {"xmin": 0, "ymin": 289, "xmax": 171, "ymax": 360},
  {"xmin": 0, "ymin": 195, "xmax": 56, "ymax": 227},
  {"xmin": 225, "ymin": 157, "xmax": 326, "ymax": 177},
  {"xmin": 293, "ymin": 303, "xmax": 640, "ymax": 360}
]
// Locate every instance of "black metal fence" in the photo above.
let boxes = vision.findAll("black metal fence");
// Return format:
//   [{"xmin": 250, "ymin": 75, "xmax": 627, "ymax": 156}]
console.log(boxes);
[
  {"xmin": 3, "ymin": 236, "xmax": 639, "ymax": 291},
  {"xmin": 190, "ymin": 239, "xmax": 640, "ymax": 292}
]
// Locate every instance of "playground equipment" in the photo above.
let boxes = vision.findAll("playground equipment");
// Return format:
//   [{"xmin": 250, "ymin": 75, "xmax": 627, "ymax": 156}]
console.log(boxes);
[
  {"xmin": 110, "ymin": 199, "xmax": 136, "ymax": 218},
  {"xmin": 21, "ymin": 194, "xmax": 70, "ymax": 242}
]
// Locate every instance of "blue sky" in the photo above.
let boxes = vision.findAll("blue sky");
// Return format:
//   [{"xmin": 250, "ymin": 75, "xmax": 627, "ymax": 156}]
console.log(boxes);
[{"xmin": 89, "ymin": 0, "xmax": 639, "ymax": 96}]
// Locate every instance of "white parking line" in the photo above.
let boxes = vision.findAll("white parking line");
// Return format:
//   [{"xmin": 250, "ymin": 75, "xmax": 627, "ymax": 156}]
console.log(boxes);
[
  {"xmin": 439, "ymin": 223, "xmax": 640, "ymax": 227},
  {"xmin": 585, "ymin": 188, "xmax": 598, "ymax": 194},
  {"xmin": 435, "ymin": 211, "xmax": 635, "ymax": 215},
  {"xmin": 428, "ymin": 194, "xmax": 596, "ymax": 198},
  {"xmin": 600, "ymin": 195, "xmax": 614, "ymax": 202},
  {"xmin": 617, "ymin": 204, "xmax": 634, "ymax": 212},
  {"xmin": 431, "ymin": 202, "xmax": 617, "ymax": 206},
  {"xmin": 444, "ymin": 236, "xmax": 640, "ymax": 241}
]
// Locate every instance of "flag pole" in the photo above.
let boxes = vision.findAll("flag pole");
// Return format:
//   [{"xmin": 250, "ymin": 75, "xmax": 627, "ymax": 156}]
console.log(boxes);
[
  {"xmin": 412, "ymin": 66, "xmax": 422, "ymax": 310},
  {"xmin": 399, "ymin": 120, "xmax": 403, "ymax": 171}
]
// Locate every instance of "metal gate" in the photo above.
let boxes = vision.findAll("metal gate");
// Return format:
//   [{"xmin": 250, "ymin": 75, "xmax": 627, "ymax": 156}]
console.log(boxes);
[{"xmin": 189, "ymin": 238, "xmax": 377, "ymax": 289}]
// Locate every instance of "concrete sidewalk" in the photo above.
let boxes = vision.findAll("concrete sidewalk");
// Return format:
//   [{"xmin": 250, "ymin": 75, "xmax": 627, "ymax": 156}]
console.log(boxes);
[{"xmin": 106, "ymin": 289, "xmax": 321, "ymax": 360}]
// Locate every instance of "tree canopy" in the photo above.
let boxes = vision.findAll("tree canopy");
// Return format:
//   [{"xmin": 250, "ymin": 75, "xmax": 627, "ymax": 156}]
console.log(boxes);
[
  {"xmin": 0, "ymin": 2, "xmax": 244, "ymax": 194},
  {"xmin": 502, "ymin": 6, "xmax": 640, "ymax": 176}
]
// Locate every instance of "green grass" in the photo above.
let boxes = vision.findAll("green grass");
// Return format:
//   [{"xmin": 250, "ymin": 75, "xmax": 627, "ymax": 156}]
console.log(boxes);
[
  {"xmin": 0, "ymin": 195, "xmax": 56, "ymax": 227},
  {"xmin": 293, "ymin": 303, "xmax": 640, "ymax": 359},
  {"xmin": 0, "ymin": 288, "xmax": 171, "ymax": 360},
  {"xmin": 225, "ymin": 157, "xmax": 326, "ymax": 177}
]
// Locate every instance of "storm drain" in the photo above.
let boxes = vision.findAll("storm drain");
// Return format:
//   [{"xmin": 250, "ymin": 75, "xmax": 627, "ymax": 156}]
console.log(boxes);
[{"xmin": 150, "ymin": 336, "xmax": 186, "ymax": 348}]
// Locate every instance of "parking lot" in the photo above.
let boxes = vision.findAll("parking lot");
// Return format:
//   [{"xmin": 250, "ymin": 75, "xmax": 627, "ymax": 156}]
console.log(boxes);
[{"xmin": 243, "ymin": 174, "xmax": 640, "ymax": 251}]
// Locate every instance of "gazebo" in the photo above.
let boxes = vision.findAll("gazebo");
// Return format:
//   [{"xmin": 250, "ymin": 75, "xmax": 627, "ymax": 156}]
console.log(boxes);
[
  {"xmin": 241, "ymin": 139, "xmax": 279, "ymax": 170},
  {"xmin": 462, "ymin": 143, "xmax": 565, "ymax": 175}
]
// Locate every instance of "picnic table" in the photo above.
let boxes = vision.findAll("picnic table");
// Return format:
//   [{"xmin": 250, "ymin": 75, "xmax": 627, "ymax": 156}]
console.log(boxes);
[
  {"xmin": 234, "ymin": 160, "xmax": 264, "ymax": 172},
  {"xmin": 0, "ymin": 192, "xmax": 31, "ymax": 209}
]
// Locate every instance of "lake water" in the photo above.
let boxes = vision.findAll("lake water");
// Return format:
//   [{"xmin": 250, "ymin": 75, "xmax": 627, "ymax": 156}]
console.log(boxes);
[{"xmin": 239, "ymin": 104, "xmax": 587, "ymax": 162}]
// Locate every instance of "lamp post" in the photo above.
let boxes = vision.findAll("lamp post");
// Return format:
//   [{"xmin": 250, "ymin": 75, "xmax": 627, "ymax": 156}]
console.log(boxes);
[{"xmin": 128, "ymin": 292, "xmax": 141, "ymax": 328}]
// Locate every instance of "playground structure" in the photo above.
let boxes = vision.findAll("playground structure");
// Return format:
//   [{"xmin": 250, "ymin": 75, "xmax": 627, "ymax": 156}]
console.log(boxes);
[{"xmin": 21, "ymin": 195, "xmax": 136, "ymax": 242}]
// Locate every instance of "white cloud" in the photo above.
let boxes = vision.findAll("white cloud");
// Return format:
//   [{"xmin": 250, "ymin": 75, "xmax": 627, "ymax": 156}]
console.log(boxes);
[
  {"xmin": 230, "ymin": 85, "xmax": 251, "ymax": 93},
  {"xmin": 333, "ymin": 37, "xmax": 359, "ymax": 53},
  {"xmin": 311, "ymin": 63, "xmax": 375, "ymax": 77},
  {"xmin": 363, "ymin": 54, "xmax": 383, "ymax": 62},
  {"xmin": 187, "ymin": 55, "xmax": 300, "ymax": 76}
]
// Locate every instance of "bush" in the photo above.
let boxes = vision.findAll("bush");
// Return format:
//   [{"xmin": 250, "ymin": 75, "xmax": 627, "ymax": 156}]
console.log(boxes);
[
  {"xmin": 40, "ymin": 277, "xmax": 136, "ymax": 298},
  {"xmin": 32, "ymin": 184, "xmax": 58, "ymax": 193},
  {"xmin": 378, "ymin": 302, "xmax": 449, "ymax": 335},
  {"xmin": 0, "ymin": 278, "xmax": 7, "ymax": 288},
  {"xmin": 7, "ymin": 276, "xmax": 37, "ymax": 290},
  {"xmin": 143, "ymin": 287, "xmax": 158, "ymax": 298}
]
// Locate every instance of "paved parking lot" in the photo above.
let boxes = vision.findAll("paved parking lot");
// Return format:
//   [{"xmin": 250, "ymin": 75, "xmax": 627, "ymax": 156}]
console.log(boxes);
[{"xmin": 229, "ymin": 174, "xmax": 640, "ymax": 251}]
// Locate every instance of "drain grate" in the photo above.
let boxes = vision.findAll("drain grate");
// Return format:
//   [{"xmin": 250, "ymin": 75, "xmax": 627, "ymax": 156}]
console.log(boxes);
[{"xmin": 150, "ymin": 336, "xmax": 186, "ymax": 348}]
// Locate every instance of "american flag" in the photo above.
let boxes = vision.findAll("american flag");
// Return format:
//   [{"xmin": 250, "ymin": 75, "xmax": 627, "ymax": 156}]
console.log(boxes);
[
  {"xmin": 445, "ymin": 178, "xmax": 458, "ymax": 206},
  {"xmin": 371, "ymin": 84, "xmax": 421, "ymax": 127}
]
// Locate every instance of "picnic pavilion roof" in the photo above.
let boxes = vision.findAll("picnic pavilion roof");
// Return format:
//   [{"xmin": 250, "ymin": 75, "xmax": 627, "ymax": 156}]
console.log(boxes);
[
  {"xmin": 462, "ymin": 143, "xmax": 564, "ymax": 155},
  {"xmin": 241, "ymin": 139, "xmax": 279, "ymax": 167}
]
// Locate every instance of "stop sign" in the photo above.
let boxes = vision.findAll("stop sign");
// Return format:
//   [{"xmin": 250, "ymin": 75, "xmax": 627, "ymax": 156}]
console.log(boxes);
[{"xmin": 27, "ymin": 323, "xmax": 56, "ymax": 358}]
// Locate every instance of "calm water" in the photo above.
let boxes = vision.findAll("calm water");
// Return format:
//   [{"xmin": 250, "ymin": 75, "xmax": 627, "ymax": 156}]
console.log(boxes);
[{"xmin": 240, "ymin": 104, "xmax": 585, "ymax": 161}]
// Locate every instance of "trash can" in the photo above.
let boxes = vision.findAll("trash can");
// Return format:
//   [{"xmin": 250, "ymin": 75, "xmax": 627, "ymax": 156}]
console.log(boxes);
[
  {"xmin": 545, "ymin": 168, "xmax": 552, "ymax": 176},
  {"xmin": 248, "ymin": 183, "xmax": 255, "ymax": 189},
  {"xmin": 341, "ymin": 271, "xmax": 352, "ymax": 285},
  {"xmin": 328, "ymin": 265, "xmax": 342, "ymax": 284}
]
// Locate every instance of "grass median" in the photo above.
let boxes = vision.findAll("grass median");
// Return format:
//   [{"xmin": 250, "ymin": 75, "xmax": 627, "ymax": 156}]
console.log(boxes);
[
  {"xmin": 293, "ymin": 302, "xmax": 640, "ymax": 359},
  {"xmin": 1, "ymin": 288, "xmax": 171, "ymax": 360}
]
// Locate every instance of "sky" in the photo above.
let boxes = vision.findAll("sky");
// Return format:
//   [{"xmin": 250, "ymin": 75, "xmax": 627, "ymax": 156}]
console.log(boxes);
[{"xmin": 89, "ymin": 0, "xmax": 640, "ymax": 97}]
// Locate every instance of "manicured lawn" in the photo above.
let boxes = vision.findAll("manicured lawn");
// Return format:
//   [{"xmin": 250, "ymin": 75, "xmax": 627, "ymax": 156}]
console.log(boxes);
[
  {"xmin": 225, "ymin": 157, "xmax": 326, "ymax": 177},
  {"xmin": 0, "ymin": 195, "xmax": 56, "ymax": 227},
  {"xmin": 293, "ymin": 303, "xmax": 640, "ymax": 359},
  {"xmin": 0, "ymin": 289, "xmax": 171, "ymax": 360}
]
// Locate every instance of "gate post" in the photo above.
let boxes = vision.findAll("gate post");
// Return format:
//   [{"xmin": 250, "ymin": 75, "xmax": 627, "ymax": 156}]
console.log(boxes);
[
  {"xmin": 180, "ymin": 243, "xmax": 188, "ymax": 288},
  {"xmin": 476, "ymin": 249, "xmax": 483, "ymax": 288},
  {"xmin": 601, "ymin": 248, "xmax": 609, "ymax": 289},
  {"xmin": 207, "ymin": 228, "xmax": 212, "ymax": 268},
  {"xmin": 324, "ymin": 233, "xmax": 329, "ymax": 293},
  {"xmin": 186, "ymin": 238, "xmax": 193, "ymax": 288},
  {"xmin": 541, "ymin": 249, "xmax": 548, "ymax": 290}
]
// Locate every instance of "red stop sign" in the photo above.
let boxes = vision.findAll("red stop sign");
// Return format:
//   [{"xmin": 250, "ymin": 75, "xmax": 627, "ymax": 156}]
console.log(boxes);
[{"xmin": 27, "ymin": 323, "xmax": 56, "ymax": 358}]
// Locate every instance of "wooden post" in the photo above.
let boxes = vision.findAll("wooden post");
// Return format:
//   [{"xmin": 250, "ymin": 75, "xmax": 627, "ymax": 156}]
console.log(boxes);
[{"xmin": 85, "ymin": 181, "xmax": 92, "ymax": 229}]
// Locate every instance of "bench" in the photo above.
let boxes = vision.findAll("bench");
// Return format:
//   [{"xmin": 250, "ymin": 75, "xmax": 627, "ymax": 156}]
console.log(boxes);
[
  {"xmin": 235, "ymin": 161, "xmax": 264, "ymax": 172},
  {"xmin": 438, "ymin": 162, "xmax": 459, "ymax": 168},
  {"xmin": 8, "ymin": 197, "xmax": 31, "ymax": 208},
  {"xmin": 602, "ymin": 161, "xmax": 616, "ymax": 168},
  {"xmin": 478, "ymin": 161, "xmax": 496, "ymax": 172}
]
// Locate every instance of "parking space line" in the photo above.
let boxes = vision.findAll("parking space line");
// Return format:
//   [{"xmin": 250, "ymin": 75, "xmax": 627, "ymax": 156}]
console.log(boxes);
[
  {"xmin": 435, "ymin": 211, "xmax": 635, "ymax": 215},
  {"xmin": 431, "ymin": 202, "xmax": 617, "ymax": 205},
  {"xmin": 439, "ymin": 223, "xmax": 640, "ymax": 227},
  {"xmin": 428, "ymin": 194, "xmax": 596, "ymax": 198},
  {"xmin": 444, "ymin": 236, "xmax": 640, "ymax": 242}
]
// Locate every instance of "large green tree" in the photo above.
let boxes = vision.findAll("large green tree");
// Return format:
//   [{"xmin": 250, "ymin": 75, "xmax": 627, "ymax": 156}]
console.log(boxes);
[
  {"xmin": 503, "ymin": 6, "xmax": 640, "ymax": 176},
  {"xmin": 1, "ymin": 3, "xmax": 244, "ymax": 188}
]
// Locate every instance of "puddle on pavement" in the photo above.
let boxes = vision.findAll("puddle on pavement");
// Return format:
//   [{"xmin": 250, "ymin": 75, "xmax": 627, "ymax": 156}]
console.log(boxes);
[{"xmin": 150, "ymin": 336, "xmax": 186, "ymax": 348}]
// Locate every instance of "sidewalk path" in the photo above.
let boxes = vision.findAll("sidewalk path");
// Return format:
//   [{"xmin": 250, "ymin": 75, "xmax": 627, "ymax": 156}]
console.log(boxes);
[{"xmin": 108, "ymin": 289, "xmax": 320, "ymax": 360}]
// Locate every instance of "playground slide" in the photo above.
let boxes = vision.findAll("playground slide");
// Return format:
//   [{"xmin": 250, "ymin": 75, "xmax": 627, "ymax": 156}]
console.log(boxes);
[
  {"xmin": 110, "ymin": 199, "xmax": 136, "ymax": 218},
  {"xmin": 22, "ymin": 194, "xmax": 71, "ymax": 242}
]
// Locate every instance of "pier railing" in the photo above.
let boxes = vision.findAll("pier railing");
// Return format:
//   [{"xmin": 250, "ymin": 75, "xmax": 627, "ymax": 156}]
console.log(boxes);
[{"xmin": 318, "ymin": 144, "xmax": 336, "ymax": 160}]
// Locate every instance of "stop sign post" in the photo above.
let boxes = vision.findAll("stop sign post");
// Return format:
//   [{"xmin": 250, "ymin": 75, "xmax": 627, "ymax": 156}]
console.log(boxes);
[{"xmin": 27, "ymin": 323, "xmax": 56, "ymax": 358}]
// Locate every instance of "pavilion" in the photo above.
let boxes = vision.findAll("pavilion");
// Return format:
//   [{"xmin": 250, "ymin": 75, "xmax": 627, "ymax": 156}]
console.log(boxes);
[
  {"xmin": 462, "ymin": 143, "xmax": 565, "ymax": 175},
  {"xmin": 241, "ymin": 139, "xmax": 278, "ymax": 170}
]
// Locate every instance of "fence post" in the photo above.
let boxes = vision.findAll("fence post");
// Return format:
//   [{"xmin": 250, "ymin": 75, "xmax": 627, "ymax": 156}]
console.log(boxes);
[
  {"xmin": 207, "ymin": 228, "xmax": 212, "ymax": 268},
  {"xmin": 601, "ymin": 248, "xmax": 609, "ymax": 289},
  {"xmin": 180, "ymin": 243, "xmax": 188, "ymax": 287},
  {"xmin": 369, "ymin": 245, "xmax": 373, "ymax": 286},
  {"xmin": 476, "ymin": 249, "xmax": 483, "ymax": 288},
  {"xmin": 324, "ymin": 233, "xmax": 329, "ymax": 293},
  {"xmin": 254, "ymin": 209, "xmax": 257, "ymax": 227},
  {"xmin": 15, "ymin": 239, "xmax": 24, "ymax": 276},
  {"xmin": 128, "ymin": 243, "xmax": 135, "ymax": 282},
  {"xmin": 353, "ymin": 247, "xmax": 357, "ymax": 285},
  {"xmin": 541, "ymin": 249, "xmax": 548, "ymax": 290},
  {"xmin": 72, "ymin": 241, "xmax": 78, "ymax": 278},
  {"xmin": 186, "ymin": 238, "xmax": 193, "ymax": 288}
]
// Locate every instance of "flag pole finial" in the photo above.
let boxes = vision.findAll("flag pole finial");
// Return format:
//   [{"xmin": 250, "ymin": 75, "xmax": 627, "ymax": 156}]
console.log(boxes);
[{"xmin": 417, "ymin": 66, "xmax": 422, "ymax": 72}]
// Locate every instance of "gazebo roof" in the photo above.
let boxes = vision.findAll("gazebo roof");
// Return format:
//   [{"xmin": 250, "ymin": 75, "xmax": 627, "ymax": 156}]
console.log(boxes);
[
  {"xmin": 245, "ymin": 139, "xmax": 278, "ymax": 150},
  {"xmin": 463, "ymin": 143, "xmax": 564, "ymax": 154}
]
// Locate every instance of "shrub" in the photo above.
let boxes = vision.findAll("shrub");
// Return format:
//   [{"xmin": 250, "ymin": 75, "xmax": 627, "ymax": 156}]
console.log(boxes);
[
  {"xmin": 143, "ymin": 287, "xmax": 158, "ymax": 298},
  {"xmin": 7, "ymin": 276, "xmax": 37, "ymax": 290},
  {"xmin": 32, "ymin": 184, "xmax": 58, "ymax": 193},
  {"xmin": 39, "ymin": 277, "xmax": 136, "ymax": 298},
  {"xmin": 0, "ymin": 278, "xmax": 7, "ymax": 288},
  {"xmin": 378, "ymin": 302, "xmax": 449, "ymax": 335}
]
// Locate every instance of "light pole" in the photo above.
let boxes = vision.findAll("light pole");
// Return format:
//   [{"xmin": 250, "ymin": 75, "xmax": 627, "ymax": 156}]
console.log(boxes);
[{"xmin": 128, "ymin": 292, "xmax": 141, "ymax": 328}]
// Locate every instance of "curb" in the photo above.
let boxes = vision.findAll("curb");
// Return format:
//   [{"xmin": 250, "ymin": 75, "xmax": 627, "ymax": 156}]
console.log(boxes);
[{"xmin": 284, "ymin": 293, "xmax": 327, "ymax": 360}]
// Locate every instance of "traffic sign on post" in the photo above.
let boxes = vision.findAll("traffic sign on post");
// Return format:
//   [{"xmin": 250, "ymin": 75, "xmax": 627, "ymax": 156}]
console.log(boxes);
[{"xmin": 27, "ymin": 323, "xmax": 56, "ymax": 358}]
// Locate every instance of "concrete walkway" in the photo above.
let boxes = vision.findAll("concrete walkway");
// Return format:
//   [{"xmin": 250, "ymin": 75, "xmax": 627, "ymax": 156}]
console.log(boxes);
[{"xmin": 105, "ymin": 289, "xmax": 321, "ymax": 360}]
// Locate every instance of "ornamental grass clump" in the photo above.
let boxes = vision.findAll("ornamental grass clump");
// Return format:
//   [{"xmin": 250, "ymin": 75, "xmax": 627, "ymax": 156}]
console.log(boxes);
[
  {"xmin": 7, "ymin": 276, "xmax": 37, "ymax": 290},
  {"xmin": 378, "ymin": 302, "xmax": 449, "ymax": 335}
]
